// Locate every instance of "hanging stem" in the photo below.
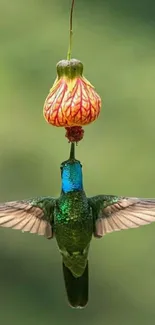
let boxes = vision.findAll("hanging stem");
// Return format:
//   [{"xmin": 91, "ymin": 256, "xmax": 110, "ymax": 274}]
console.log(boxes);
[
  {"xmin": 67, "ymin": 0, "xmax": 75, "ymax": 60},
  {"xmin": 69, "ymin": 142, "xmax": 75, "ymax": 160}
]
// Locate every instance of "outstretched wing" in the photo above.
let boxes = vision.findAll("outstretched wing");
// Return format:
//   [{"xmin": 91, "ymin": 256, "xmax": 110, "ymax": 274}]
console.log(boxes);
[
  {"xmin": 88, "ymin": 195, "xmax": 155, "ymax": 237},
  {"xmin": 0, "ymin": 196, "xmax": 56, "ymax": 239}
]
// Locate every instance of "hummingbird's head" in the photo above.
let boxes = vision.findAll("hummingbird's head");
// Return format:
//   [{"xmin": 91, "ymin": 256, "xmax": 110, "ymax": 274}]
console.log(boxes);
[{"xmin": 60, "ymin": 159, "xmax": 83, "ymax": 193}]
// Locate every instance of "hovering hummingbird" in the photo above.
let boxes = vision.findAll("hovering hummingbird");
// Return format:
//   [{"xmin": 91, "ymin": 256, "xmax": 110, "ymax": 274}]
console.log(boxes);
[{"xmin": 0, "ymin": 143, "xmax": 155, "ymax": 308}]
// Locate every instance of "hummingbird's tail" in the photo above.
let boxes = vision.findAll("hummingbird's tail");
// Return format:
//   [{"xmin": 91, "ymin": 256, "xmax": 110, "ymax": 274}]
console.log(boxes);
[{"xmin": 62, "ymin": 261, "xmax": 88, "ymax": 308}]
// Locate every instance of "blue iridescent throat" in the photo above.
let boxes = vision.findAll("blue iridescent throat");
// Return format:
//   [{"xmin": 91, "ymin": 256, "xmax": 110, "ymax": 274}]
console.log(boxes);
[{"xmin": 61, "ymin": 161, "xmax": 83, "ymax": 193}]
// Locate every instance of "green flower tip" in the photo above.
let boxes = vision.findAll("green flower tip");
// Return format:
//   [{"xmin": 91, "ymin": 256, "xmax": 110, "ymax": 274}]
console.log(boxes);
[{"xmin": 56, "ymin": 59, "xmax": 83, "ymax": 79}]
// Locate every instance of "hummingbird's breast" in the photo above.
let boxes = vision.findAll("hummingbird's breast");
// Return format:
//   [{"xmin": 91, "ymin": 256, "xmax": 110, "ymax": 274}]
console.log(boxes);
[{"xmin": 54, "ymin": 191, "xmax": 93, "ymax": 254}]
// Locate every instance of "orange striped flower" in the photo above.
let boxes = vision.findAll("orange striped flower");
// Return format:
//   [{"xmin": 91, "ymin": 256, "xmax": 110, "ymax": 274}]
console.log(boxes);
[{"xmin": 43, "ymin": 59, "xmax": 101, "ymax": 127}]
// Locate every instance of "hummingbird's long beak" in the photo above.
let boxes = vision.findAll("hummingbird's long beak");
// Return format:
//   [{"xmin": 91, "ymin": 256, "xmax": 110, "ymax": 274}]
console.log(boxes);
[{"xmin": 69, "ymin": 142, "xmax": 75, "ymax": 160}]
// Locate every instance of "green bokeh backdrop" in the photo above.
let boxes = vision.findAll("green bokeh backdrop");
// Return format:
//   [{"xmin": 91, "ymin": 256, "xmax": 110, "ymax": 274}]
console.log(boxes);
[{"xmin": 1, "ymin": 0, "xmax": 155, "ymax": 324}]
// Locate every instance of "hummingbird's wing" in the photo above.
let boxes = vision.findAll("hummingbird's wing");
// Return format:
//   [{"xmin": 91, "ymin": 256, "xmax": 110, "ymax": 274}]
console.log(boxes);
[
  {"xmin": 0, "ymin": 197, "xmax": 56, "ymax": 239},
  {"xmin": 88, "ymin": 195, "xmax": 155, "ymax": 237}
]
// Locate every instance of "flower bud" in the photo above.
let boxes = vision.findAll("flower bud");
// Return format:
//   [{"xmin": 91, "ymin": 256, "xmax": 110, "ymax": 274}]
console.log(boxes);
[{"xmin": 43, "ymin": 59, "xmax": 101, "ymax": 127}]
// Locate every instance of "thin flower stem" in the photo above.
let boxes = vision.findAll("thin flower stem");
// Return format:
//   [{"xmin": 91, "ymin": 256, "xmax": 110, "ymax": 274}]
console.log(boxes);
[{"xmin": 67, "ymin": 0, "xmax": 75, "ymax": 60}]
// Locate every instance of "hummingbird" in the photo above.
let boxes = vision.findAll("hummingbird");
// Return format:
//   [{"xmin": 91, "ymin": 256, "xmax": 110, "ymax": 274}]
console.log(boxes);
[{"xmin": 0, "ymin": 143, "xmax": 155, "ymax": 308}]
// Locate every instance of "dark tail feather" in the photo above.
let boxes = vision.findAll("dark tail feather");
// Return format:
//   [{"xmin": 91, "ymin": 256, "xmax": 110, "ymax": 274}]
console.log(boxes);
[{"xmin": 62, "ymin": 261, "xmax": 88, "ymax": 308}]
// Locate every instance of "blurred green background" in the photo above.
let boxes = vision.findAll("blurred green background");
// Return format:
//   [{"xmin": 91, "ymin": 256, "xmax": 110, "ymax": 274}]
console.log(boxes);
[{"xmin": 1, "ymin": 0, "xmax": 155, "ymax": 324}]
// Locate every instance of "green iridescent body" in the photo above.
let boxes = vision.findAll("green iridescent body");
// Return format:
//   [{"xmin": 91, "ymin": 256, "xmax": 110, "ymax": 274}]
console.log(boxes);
[{"xmin": 54, "ymin": 191, "xmax": 93, "ymax": 277}]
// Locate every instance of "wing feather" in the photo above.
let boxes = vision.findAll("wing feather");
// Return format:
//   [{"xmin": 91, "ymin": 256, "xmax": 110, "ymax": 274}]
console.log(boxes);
[
  {"xmin": 0, "ymin": 198, "xmax": 55, "ymax": 238},
  {"xmin": 21, "ymin": 216, "xmax": 37, "ymax": 232},
  {"xmin": 89, "ymin": 196, "xmax": 155, "ymax": 237}
]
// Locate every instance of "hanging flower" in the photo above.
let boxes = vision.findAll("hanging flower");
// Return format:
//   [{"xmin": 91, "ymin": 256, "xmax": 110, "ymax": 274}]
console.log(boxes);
[{"xmin": 43, "ymin": 59, "xmax": 101, "ymax": 128}]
